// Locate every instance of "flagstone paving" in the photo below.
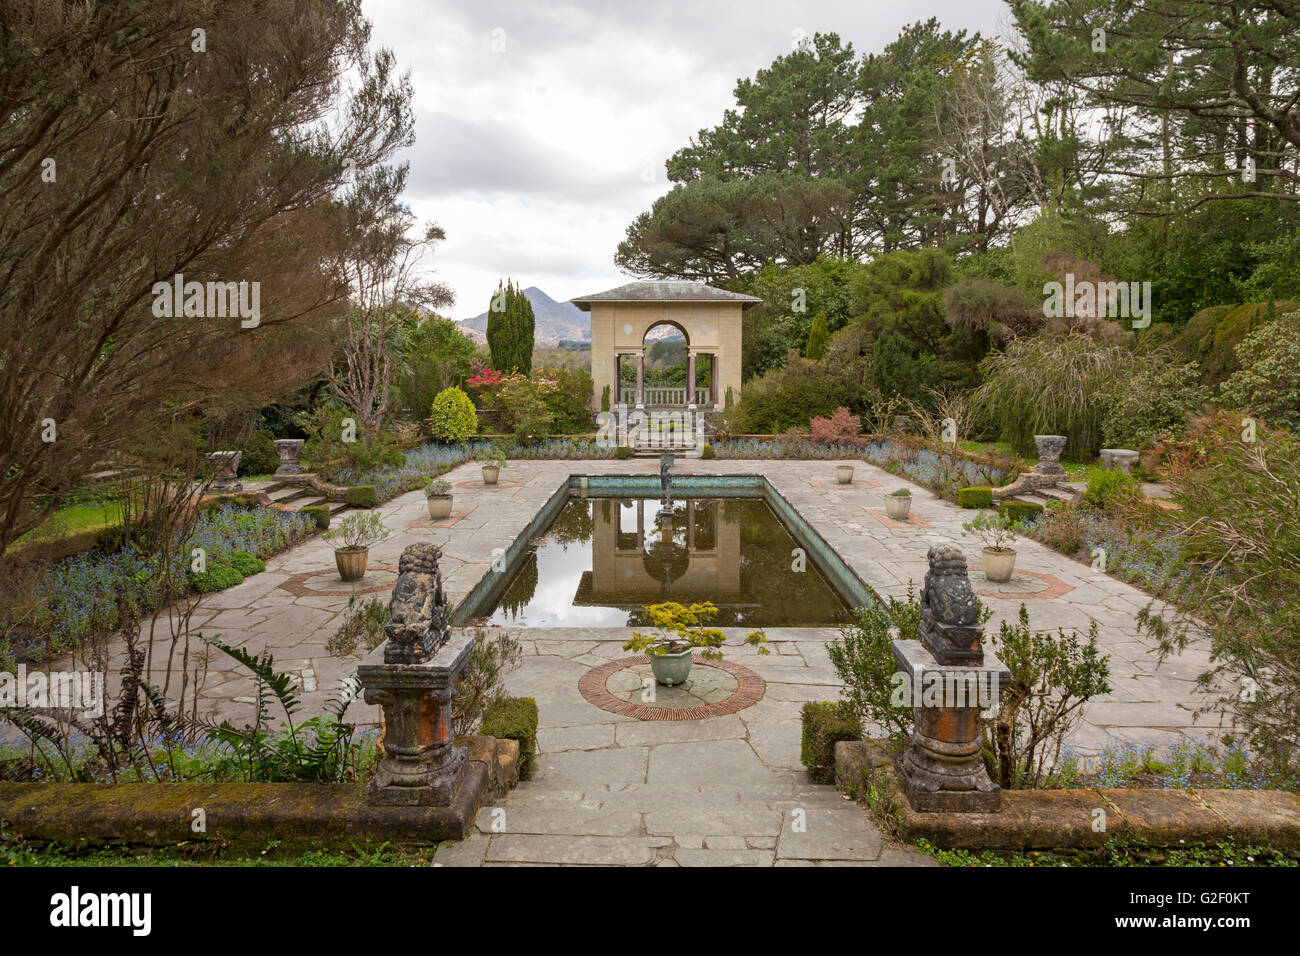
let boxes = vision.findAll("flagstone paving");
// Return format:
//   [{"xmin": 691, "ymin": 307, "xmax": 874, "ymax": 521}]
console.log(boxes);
[{"xmin": 36, "ymin": 456, "xmax": 1223, "ymax": 865}]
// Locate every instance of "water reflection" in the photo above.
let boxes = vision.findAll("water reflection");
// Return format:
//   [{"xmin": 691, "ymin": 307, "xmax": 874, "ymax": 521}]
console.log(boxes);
[{"xmin": 481, "ymin": 496, "xmax": 852, "ymax": 628}]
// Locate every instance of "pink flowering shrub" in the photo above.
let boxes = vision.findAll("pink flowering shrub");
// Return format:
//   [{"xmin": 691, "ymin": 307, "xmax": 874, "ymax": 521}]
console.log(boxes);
[{"xmin": 810, "ymin": 407, "xmax": 862, "ymax": 445}]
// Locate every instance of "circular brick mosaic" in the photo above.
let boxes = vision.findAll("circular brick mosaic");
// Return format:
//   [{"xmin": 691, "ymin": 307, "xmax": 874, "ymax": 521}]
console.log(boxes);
[
  {"xmin": 578, "ymin": 655, "xmax": 765, "ymax": 721},
  {"xmin": 971, "ymin": 569, "xmax": 1073, "ymax": 600},
  {"xmin": 279, "ymin": 564, "xmax": 398, "ymax": 597}
]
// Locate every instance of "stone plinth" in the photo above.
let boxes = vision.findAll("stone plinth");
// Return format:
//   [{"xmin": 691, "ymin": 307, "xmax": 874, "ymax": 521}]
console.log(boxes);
[
  {"xmin": 207, "ymin": 450, "xmax": 242, "ymax": 493},
  {"xmin": 1032, "ymin": 435, "xmax": 1067, "ymax": 475},
  {"xmin": 273, "ymin": 438, "xmax": 306, "ymax": 477},
  {"xmin": 1100, "ymin": 448, "xmax": 1139, "ymax": 474},
  {"xmin": 892, "ymin": 639, "xmax": 1011, "ymax": 812},
  {"xmin": 358, "ymin": 632, "xmax": 473, "ymax": 807}
]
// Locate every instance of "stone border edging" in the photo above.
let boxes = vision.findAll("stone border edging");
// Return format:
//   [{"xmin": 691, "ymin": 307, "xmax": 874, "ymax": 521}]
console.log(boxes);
[
  {"xmin": 578, "ymin": 656, "xmax": 765, "ymax": 721},
  {"xmin": 0, "ymin": 736, "xmax": 518, "ymax": 853},
  {"xmin": 837, "ymin": 740, "xmax": 1300, "ymax": 851}
]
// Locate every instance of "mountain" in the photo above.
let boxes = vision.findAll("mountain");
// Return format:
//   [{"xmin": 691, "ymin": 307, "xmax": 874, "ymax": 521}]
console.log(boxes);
[{"xmin": 457, "ymin": 286, "xmax": 589, "ymax": 346}]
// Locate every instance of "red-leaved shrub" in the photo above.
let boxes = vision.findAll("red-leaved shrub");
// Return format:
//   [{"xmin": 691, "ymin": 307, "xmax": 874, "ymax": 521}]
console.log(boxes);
[{"xmin": 810, "ymin": 407, "xmax": 862, "ymax": 445}]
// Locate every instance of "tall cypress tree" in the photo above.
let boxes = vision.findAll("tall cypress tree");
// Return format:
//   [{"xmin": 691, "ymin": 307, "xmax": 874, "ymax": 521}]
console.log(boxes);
[
  {"xmin": 486, "ymin": 279, "xmax": 508, "ymax": 371},
  {"xmin": 486, "ymin": 279, "xmax": 536, "ymax": 374}
]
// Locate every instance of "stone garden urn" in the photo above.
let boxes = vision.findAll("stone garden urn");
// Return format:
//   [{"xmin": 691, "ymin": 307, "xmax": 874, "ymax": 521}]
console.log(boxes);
[
  {"xmin": 835, "ymin": 464, "xmax": 855, "ymax": 484},
  {"xmin": 207, "ymin": 451, "xmax": 242, "ymax": 493},
  {"xmin": 274, "ymin": 438, "xmax": 306, "ymax": 477},
  {"xmin": 885, "ymin": 490, "xmax": 912, "ymax": 521},
  {"xmin": 1032, "ymin": 435, "xmax": 1067, "ymax": 475},
  {"xmin": 1100, "ymin": 448, "xmax": 1139, "ymax": 475}
]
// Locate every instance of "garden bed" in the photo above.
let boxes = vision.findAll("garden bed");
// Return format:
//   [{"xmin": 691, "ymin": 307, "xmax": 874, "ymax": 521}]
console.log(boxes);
[
  {"xmin": 837, "ymin": 740, "xmax": 1300, "ymax": 852},
  {"xmin": 0, "ymin": 735, "xmax": 519, "ymax": 853}
]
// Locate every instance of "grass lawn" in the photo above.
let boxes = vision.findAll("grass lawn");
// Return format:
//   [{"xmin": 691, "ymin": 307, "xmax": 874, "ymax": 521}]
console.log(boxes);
[{"xmin": 9, "ymin": 500, "xmax": 123, "ymax": 556}]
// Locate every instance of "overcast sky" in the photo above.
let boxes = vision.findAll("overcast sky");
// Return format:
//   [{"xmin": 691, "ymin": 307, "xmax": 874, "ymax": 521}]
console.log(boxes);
[{"xmin": 365, "ymin": 0, "xmax": 1013, "ymax": 319}]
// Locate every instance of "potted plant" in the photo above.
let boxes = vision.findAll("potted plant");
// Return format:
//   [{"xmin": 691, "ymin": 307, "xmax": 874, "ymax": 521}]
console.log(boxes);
[
  {"xmin": 961, "ymin": 510, "xmax": 1022, "ymax": 583},
  {"xmin": 424, "ymin": 478, "xmax": 453, "ymax": 519},
  {"xmin": 478, "ymin": 446, "xmax": 505, "ymax": 485},
  {"xmin": 622, "ymin": 601, "xmax": 768, "ymax": 686},
  {"xmin": 835, "ymin": 464, "xmax": 855, "ymax": 484},
  {"xmin": 885, "ymin": 487, "xmax": 912, "ymax": 520},
  {"xmin": 323, "ymin": 511, "xmax": 390, "ymax": 582}
]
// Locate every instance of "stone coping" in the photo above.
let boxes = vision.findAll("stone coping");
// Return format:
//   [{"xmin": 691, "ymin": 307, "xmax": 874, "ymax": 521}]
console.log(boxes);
[
  {"xmin": 836, "ymin": 740, "xmax": 1300, "ymax": 851},
  {"xmin": 0, "ymin": 736, "xmax": 518, "ymax": 853}
]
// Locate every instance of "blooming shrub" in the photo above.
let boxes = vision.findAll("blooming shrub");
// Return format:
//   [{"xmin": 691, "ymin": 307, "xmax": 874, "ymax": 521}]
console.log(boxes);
[{"xmin": 810, "ymin": 407, "xmax": 862, "ymax": 445}]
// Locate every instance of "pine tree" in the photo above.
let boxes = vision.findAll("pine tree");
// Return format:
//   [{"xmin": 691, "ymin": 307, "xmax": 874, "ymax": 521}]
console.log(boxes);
[{"xmin": 805, "ymin": 313, "xmax": 829, "ymax": 360}]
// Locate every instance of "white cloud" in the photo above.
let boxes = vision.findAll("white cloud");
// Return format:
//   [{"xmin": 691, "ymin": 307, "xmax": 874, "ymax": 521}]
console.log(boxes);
[{"xmin": 364, "ymin": 0, "xmax": 1008, "ymax": 315}]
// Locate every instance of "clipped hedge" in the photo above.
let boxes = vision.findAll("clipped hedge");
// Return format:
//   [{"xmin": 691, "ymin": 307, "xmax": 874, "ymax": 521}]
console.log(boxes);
[
  {"xmin": 344, "ymin": 485, "xmax": 379, "ymax": 509},
  {"xmin": 614, "ymin": 446, "xmax": 631, "ymax": 459},
  {"xmin": 429, "ymin": 385, "xmax": 478, "ymax": 444},
  {"xmin": 957, "ymin": 486, "xmax": 993, "ymax": 509},
  {"xmin": 700, "ymin": 444, "xmax": 715, "ymax": 459},
  {"xmin": 800, "ymin": 701, "xmax": 863, "ymax": 784},
  {"xmin": 300, "ymin": 504, "xmax": 330, "ymax": 530},
  {"xmin": 192, "ymin": 564, "xmax": 244, "ymax": 593},
  {"xmin": 999, "ymin": 500, "xmax": 1045, "ymax": 523},
  {"xmin": 481, "ymin": 696, "xmax": 539, "ymax": 781}
]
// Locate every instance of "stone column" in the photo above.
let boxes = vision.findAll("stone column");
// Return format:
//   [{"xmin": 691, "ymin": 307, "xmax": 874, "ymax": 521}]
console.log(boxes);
[
  {"xmin": 892, "ymin": 544, "xmax": 1009, "ymax": 812},
  {"xmin": 636, "ymin": 352, "xmax": 645, "ymax": 409},
  {"xmin": 1033, "ymin": 434, "xmax": 1067, "ymax": 475},
  {"xmin": 687, "ymin": 352, "xmax": 697, "ymax": 409},
  {"xmin": 358, "ymin": 543, "xmax": 473, "ymax": 807}
]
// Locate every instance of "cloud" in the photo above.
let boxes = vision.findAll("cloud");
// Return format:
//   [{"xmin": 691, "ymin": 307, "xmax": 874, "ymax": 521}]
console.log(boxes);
[{"xmin": 364, "ymin": 0, "xmax": 1009, "ymax": 313}]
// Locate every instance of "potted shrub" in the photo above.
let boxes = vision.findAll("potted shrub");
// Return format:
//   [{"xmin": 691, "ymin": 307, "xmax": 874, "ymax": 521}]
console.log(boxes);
[
  {"xmin": 622, "ymin": 601, "xmax": 769, "ymax": 686},
  {"xmin": 478, "ymin": 446, "xmax": 505, "ymax": 485},
  {"xmin": 323, "ymin": 511, "xmax": 390, "ymax": 582},
  {"xmin": 425, "ymin": 479, "xmax": 453, "ymax": 519},
  {"xmin": 885, "ymin": 487, "xmax": 912, "ymax": 520},
  {"xmin": 961, "ymin": 510, "xmax": 1022, "ymax": 583},
  {"xmin": 835, "ymin": 464, "xmax": 855, "ymax": 484}
]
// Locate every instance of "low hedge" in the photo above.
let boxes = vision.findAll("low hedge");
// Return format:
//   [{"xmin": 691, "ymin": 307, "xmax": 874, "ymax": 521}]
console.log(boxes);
[
  {"xmin": 957, "ymin": 486, "xmax": 993, "ymax": 509},
  {"xmin": 481, "ymin": 696, "xmax": 539, "ymax": 781},
  {"xmin": 800, "ymin": 701, "xmax": 863, "ymax": 784},
  {"xmin": 999, "ymin": 500, "xmax": 1045, "ymax": 523},
  {"xmin": 344, "ymin": 485, "xmax": 379, "ymax": 509},
  {"xmin": 300, "ymin": 505, "xmax": 330, "ymax": 530}
]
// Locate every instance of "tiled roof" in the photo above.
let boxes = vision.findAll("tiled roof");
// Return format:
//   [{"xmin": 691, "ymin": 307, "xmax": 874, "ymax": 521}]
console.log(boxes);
[{"xmin": 570, "ymin": 280, "xmax": 763, "ymax": 310}]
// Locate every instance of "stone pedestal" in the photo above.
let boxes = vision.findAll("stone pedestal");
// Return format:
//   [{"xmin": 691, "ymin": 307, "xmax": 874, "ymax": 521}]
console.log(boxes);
[
  {"xmin": 359, "ymin": 632, "xmax": 472, "ymax": 806},
  {"xmin": 1100, "ymin": 448, "xmax": 1139, "ymax": 475},
  {"xmin": 893, "ymin": 543, "xmax": 1009, "ymax": 812},
  {"xmin": 273, "ymin": 438, "xmax": 306, "ymax": 477},
  {"xmin": 207, "ymin": 451, "xmax": 242, "ymax": 493},
  {"xmin": 892, "ymin": 640, "xmax": 1010, "ymax": 812},
  {"xmin": 1032, "ymin": 434, "xmax": 1067, "ymax": 475}
]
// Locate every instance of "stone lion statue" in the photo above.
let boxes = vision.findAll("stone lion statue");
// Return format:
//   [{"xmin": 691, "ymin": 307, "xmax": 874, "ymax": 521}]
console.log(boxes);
[
  {"xmin": 918, "ymin": 544, "xmax": 982, "ymax": 664},
  {"xmin": 384, "ymin": 543, "xmax": 450, "ymax": 664}
]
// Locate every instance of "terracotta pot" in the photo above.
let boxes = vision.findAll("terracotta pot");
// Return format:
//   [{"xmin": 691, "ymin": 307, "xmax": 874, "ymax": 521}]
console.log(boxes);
[
  {"xmin": 885, "ymin": 495, "xmax": 912, "ymax": 521},
  {"xmin": 648, "ymin": 648, "xmax": 693, "ymax": 686},
  {"xmin": 982, "ymin": 547, "xmax": 1016, "ymax": 583},
  {"xmin": 482, "ymin": 465, "xmax": 500, "ymax": 485},
  {"xmin": 335, "ymin": 547, "xmax": 369, "ymax": 582},
  {"xmin": 835, "ymin": 465, "xmax": 854, "ymax": 485},
  {"xmin": 427, "ymin": 495, "xmax": 453, "ymax": 519}
]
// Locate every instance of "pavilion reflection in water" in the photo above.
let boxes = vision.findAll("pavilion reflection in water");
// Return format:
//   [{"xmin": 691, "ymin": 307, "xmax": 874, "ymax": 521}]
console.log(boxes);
[{"xmin": 574, "ymin": 496, "xmax": 747, "ymax": 608}]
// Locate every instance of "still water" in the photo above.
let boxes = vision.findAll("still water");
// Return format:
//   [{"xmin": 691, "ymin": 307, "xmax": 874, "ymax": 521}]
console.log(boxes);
[{"xmin": 475, "ymin": 496, "xmax": 853, "ymax": 628}]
